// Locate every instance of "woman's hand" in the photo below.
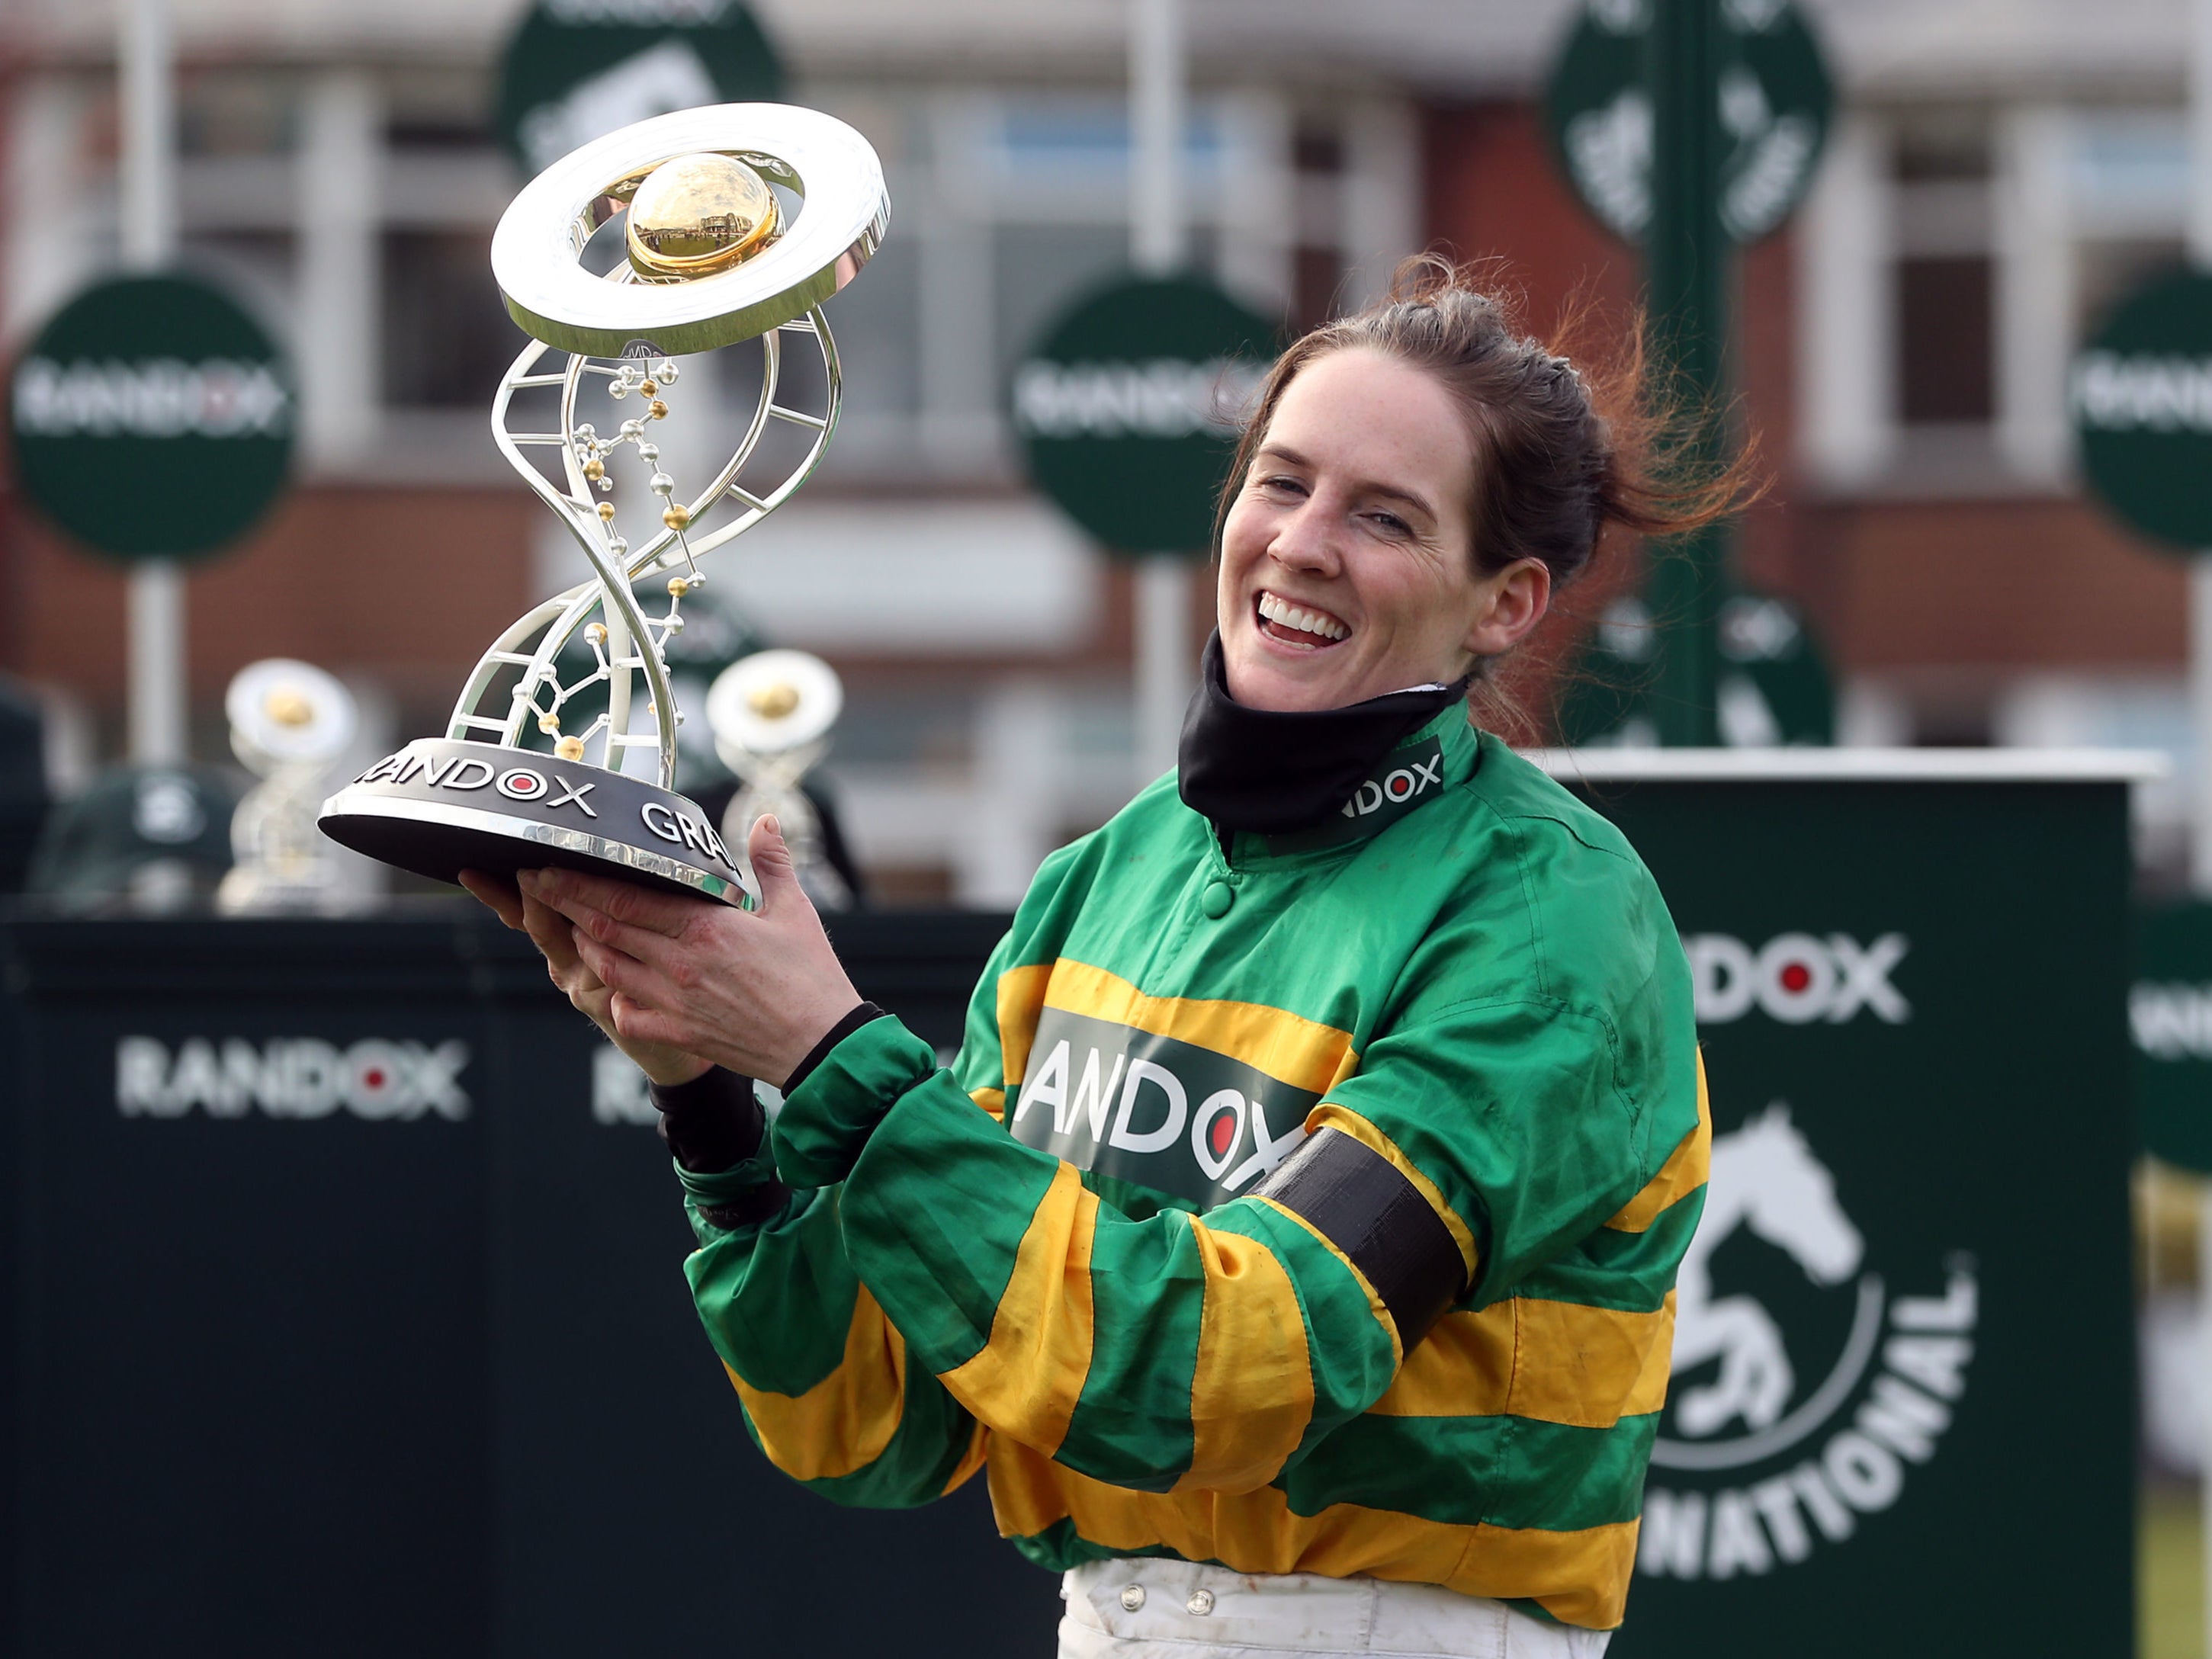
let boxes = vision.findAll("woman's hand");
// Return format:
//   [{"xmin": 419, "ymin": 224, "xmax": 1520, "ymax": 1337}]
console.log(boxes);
[
  {"xmin": 457, "ymin": 867, "xmax": 711, "ymax": 1088},
  {"xmin": 509, "ymin": 814, "xmax": 863, "ymax": 1091}
]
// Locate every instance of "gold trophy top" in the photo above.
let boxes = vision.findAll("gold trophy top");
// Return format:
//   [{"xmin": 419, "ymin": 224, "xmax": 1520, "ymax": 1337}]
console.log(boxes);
[{"xmin": 626, "ymin": 152, "xmax": 781, "ymax": 281}]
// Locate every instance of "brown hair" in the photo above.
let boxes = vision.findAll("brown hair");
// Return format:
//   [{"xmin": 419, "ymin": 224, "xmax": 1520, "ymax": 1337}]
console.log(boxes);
[{"xmin": 1218, "ymin": 251, "xmax": 1759, "ymax": 613}]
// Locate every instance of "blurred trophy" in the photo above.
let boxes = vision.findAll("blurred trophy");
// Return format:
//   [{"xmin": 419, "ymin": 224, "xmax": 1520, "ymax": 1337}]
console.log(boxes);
[
  {"xmin": 217, "ymin": 658, "xmax": 360, "ymax": 915},
  {"xmin": 320, "ymin": 105, "xmax": 887, "ymax": 902},
  {"xmin": 706, "ymin": 647, "xmax": 849, "ymax": 910}
]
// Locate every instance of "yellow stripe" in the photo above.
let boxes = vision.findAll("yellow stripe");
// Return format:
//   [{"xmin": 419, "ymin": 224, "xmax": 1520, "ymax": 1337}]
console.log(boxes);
[
  {"xmin": 1253, "ymin": 1195, "xmax": 1402, "ymax": 1373},
  {"xmin": 1041, "ymin": 958, "xmax": 1360, "ymax": 1096},
  {"xmin": 939, "ymin": 1162, "xmax": 1097, "ymax": 1458},
  {"xmin": 939, "ymin": 1420, "xmax": 991, "ymax": 1497},
  {"xmin": 1175, "ymin": 1222, "xmax": 1315, "ymax": 1494},
  {"xmin": 984, "ymin": 1445, "xmax": 1636, "ymax": 1631},
  {"xmin": 1370, "ymin": 1292, "xmax": 1676, "ymax": 1428},
  {"xmin": 970, "ymin": 1086, "xmax": 1006, "ymax": 1122},
  {"xmin": 1606, "ymin": 1051, "xmax": 1711, "ymax": 1233},
  {"xmin": 726, "ymin": 1285, "xmax": 907, "ymax": 1482},
  {"xmin": 1305, "ymin": 1104, "xmax": 1478, "ymax": 1283},
  {"xmin": 996, "ymin": 962, "xmax": 1056, "ymax": 1088}
]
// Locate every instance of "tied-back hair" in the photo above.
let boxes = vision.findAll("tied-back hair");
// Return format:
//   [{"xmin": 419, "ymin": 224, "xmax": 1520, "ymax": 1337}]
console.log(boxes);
[{"xmin": 1217, "ymin": 254, "xmax": 1762, "ymax": 714}]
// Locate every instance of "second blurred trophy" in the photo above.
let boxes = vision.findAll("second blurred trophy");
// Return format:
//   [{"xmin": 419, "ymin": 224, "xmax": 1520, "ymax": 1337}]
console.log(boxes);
[
  {"xmin": 707, "ymin": 647, "xmax": 849, "ymax": 910},
  {"xmin": 321, "ymin": 104, "xmax": 887, "ymax": 903},
  {"xmin": 218, "ymin": 657, "xmax": 360, "ymax": 914}
]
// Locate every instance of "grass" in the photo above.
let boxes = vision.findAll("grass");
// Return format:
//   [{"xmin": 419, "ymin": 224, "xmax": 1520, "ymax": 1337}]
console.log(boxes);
[{"xmin": 2147, "ymin": 1484, "xmax": 2204, "ymax": 1659}]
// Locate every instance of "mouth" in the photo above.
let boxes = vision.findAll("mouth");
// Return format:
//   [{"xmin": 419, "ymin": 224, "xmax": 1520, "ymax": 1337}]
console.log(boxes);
[{"xmin": 1254, "ymin": 589, "xmax": 1350, "ymax": 650}]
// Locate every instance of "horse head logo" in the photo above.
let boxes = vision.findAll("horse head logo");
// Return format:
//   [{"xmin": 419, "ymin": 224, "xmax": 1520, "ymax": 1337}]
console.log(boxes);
[{"xmin": 1669, "ymin": 1103, "xmax": 1864, "ymax": 1439}]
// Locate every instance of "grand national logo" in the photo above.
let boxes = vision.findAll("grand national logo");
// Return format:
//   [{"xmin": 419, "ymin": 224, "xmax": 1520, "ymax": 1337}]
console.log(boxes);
[
  {"xmin": 1638, "ymin": 1105, "xmax": 1975, "ymax": 1581},
  {"xmin": 1007, "ymin": 1009, "xmax": 1313, "ymax": 1208}
]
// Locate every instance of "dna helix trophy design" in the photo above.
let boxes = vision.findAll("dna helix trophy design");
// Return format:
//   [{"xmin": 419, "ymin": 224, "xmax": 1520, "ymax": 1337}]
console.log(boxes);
[
  {"xmin": 321, "ymin": 106, "xmax": 887, "ymax": 901},
  {"xmin": 217, "ymin": 658, "xmax": 360, "ymax": 915}
]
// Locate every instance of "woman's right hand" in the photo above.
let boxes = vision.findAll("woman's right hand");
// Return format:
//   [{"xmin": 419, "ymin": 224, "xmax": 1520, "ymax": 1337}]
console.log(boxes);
[{"xmin": 459, "ymin": 868, "xmax": 711, "ymax": 1087}]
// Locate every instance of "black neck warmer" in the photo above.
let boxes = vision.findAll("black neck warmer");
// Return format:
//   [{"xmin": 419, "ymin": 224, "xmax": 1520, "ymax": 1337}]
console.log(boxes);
[{"xmin": 1176, "ymin": 631, "xmax": 1471, "ymax": 834}]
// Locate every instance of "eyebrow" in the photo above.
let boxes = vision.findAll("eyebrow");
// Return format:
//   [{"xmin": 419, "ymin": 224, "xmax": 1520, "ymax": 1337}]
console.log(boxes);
[{"xmin": 1254, "ymin": 442, "xmax": 1440, "ymax": 521}]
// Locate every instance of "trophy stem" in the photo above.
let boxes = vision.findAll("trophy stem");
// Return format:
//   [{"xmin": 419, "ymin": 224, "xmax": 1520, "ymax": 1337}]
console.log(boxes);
[{"xmin": 453, "ymin": 305, "xmax": 843, "ymax": 794}]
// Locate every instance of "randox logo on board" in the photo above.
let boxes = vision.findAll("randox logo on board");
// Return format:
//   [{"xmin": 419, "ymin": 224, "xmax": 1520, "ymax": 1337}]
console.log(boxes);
[
  {"xmin": 2131, "ymin": 980, "xmax": 2212, "ymax": 1060},
  {"xmin": 1639, "ymin": 1105, "xmax": 1975, "ymax": 1582},
  {"xmin": 1685, "ymin": 932, "xmax": 1909, "ymax": 1025},
  {"xmin": 115, "ymin": 1035, "xmax": 471, "ymax": 1121},
  {"xmin": 1010, "ymin": 358, "xmax": 1263, "ymax": 441},
  {"xmin": 13, "ymin": 357, "xmax": 291, "ymax": 439}
]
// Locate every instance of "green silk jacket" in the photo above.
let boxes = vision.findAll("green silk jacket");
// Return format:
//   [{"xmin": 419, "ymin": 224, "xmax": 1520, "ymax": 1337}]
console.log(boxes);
[{"xmin": 678, "ymin": 709, "xmax": 1706, "ymax": 1631}]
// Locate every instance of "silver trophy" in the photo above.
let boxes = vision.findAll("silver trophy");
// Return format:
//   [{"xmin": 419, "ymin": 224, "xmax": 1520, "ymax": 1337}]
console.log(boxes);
[
  {"xmin": 321, "ymin": 104, "xmax": 887, "ymax": 902},
  {"xmin": 705, "ymin": 647, "xmax": 849, "ymax": 910},
  {"xmin": 217, "ymin": 657, "xmax": 361, "ymax": 915}
]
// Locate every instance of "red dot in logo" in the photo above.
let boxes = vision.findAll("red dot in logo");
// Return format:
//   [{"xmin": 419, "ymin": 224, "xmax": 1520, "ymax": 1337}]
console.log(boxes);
[
  {"xmin": 362, "ymin": 1068, "xmax": 387, "ymax": 1089},
  {"xmin": 1779, "ymin": 961, "xmax": 1812, "ymax": 993},
  {"xmin": 1209, "ymin": 1112, "xmax": 1236, "ymax": 1157}
]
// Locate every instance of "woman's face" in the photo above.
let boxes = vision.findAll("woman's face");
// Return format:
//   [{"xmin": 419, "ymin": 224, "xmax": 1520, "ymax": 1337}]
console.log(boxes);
[{"xmin": 1216, "ymin": 346, "xmax": 1549, "ymax": 713}]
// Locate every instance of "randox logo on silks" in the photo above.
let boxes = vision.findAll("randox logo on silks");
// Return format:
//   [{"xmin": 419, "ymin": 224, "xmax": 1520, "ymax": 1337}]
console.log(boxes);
[
  {"xmin": 1007, "ymin": 1009, "xmax": 1313, "ymax": 1208},
  {"xmin": 1638, "ymin": 1105, "xmax": 1976, "ymax": 1582},
  {"xmin": 1265, "ymin": 735, "xmax": 1449, "ymax": 853}
]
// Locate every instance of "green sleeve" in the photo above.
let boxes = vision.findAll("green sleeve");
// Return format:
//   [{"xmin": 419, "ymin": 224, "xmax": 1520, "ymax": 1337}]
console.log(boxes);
[{"xmin": 673, "ymin": 925, "xmax": 1032, "ymax": 1509}]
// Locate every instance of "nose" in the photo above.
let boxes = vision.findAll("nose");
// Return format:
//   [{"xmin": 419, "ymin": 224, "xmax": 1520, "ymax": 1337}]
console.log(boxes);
[{"xmin": 1268, "ymin": 498, "xmax": 1343, "ymax": 579}]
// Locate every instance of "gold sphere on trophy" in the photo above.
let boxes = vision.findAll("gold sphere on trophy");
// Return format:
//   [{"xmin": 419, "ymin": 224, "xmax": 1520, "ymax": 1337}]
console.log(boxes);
[{"xmin": 626, "ymin": 152, "xmax": 780, "ymax": 281}]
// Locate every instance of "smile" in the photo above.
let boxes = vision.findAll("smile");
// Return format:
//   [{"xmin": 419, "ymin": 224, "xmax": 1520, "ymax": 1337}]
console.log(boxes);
[{"xmin": 1255, "ymin": 590, "xmax": 1350, "ymax": 647}]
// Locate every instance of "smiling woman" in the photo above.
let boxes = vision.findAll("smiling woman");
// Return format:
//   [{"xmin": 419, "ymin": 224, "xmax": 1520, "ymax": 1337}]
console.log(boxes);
[
  {"xmin": 1212, "ymin": 254, "xmax": 1754, "ymax": 720},
  {"xmin": 472, "ymin": 256, "xmax": 1751, "ymax": 1659}
]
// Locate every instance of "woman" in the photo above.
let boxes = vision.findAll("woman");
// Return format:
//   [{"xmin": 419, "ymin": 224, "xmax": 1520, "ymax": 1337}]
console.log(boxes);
[{"xmin": 465, "ymin": 262, "xmax": 1724, "ymax": 1658}]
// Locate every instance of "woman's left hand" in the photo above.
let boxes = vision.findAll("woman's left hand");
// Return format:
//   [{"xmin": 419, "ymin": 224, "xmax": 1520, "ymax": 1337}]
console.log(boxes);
[{"xmin": 517, "ymin": 813, "xmax": 863, "ymax": 1089}]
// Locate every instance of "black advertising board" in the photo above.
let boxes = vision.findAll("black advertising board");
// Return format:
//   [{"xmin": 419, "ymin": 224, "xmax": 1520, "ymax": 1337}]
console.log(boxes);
[
  {"xmin": 0, "ymin": 909, "xmax": 1048, "ymax": 1658},
  {"xmin": 1554, "ymin": 753, "xmax": 2141, "ymax": 1657},
  {"xmin": 3, "ymin": 918, "xmax": 493, "ymax": 1657}
]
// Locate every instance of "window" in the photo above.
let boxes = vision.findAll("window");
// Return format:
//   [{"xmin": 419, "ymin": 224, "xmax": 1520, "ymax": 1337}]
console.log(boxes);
[
  {"xmin": 1890, "ymin": 118, "xmax": 1994, "ymax": 432},
  {"xmin": 1896, "ymin": 256, "xmax": 1994, "ymax": 425},
  {"xmin": 380, "ymin": 229, "xmax": 525, "ymax": 409}
]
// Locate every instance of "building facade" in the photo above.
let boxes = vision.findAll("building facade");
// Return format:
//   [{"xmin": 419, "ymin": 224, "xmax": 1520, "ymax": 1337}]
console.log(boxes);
[{"xmin": 0, "ymin": 0, "xmax": 2198, "ymax": 897}]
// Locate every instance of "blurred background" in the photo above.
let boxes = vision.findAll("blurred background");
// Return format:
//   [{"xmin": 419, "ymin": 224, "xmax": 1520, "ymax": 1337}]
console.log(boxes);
[
  {"xmin": 14, "ymin": 0, "xmax": 2206, "ymax": 901},
  {"xmin": 0, "ymin": 0, "xmax": 2207, "ymax": 1651}
]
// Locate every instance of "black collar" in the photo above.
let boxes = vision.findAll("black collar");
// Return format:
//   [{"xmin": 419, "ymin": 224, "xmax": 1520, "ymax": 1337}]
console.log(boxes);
[{"xmin": 1176, "ymin": 631, "xmax": 1470, "ymax": 834}]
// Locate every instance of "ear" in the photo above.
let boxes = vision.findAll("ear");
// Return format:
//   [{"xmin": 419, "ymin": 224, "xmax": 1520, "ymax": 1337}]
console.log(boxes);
[{"xmin": 1461, "ymin": 557, "xmax": 1552, "ymax": 659}]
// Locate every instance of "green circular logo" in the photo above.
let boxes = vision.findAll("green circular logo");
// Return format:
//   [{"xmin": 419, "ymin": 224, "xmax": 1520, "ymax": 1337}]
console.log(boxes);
[
  {"xmin": 496, "ymin": 0, "xmax": 785, "ymax": 175},
  {"xmin": 1559, "ymin": 586, "xmax": 1833, "ymax": 746},
  {"xmin": 1545, "ymin": 0, "xmax": 1833, "ymax": 245},
  {"xmin": 8, "ymin": 271, "xmax": 294, "ymax": 563},
  {"xmin": 1013, "ymin": 275, "xmax": 1277, "ymax": 557},
  {"xmin": 2072, "ymin": 267, "xmax": 2212, "ymax": 554}
]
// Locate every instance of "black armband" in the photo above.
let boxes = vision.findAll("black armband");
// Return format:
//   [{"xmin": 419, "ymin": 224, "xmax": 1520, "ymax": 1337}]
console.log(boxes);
[
  {"xmin": 1253, "ymin": 1127, "xmax": 1469, "ymax": 1348},
  {"xmin": 650, "ymin": 1067, "xmax": 765, "ymax": 1175}
]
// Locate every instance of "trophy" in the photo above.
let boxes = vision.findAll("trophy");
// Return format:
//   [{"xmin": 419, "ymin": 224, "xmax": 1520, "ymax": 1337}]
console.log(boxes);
[
  {"xmin": 217, "ymin": 657, "xmax": 360, "ymax": 914},
  {"xmin": 705, "ymin": 647, "xmax": 848, "ymax": 910},
  {"xmin": 320, "ymin": 104, "xmax": 887, "ymax": 903}
]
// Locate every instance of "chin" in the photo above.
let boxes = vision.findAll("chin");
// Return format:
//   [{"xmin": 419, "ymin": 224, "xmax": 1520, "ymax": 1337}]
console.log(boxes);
[{"xmin": 1224, "ymin": 642, "xmax": 1348, "ymax": 713}]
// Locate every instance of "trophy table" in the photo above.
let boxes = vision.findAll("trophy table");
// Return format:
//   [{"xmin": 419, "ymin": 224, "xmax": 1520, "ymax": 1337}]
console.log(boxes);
[{"xmin": 321, "ymin": 104, "xmax": 887, "ymax": 903}]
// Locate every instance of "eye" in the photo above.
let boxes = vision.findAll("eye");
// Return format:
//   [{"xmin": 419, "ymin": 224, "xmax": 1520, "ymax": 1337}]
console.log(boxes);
[
  {"xmin": 1366, "ymin": 510, "xmax": 1412, "ymax": 537},
  {"xmin": 1254, "ymin": 472, "xmax": 1308, "ymax": 499}
]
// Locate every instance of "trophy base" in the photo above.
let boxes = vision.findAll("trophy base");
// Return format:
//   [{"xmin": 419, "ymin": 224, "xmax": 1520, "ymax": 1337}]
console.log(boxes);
[{"xmin": 319, "ymin": 738, "xmax": 751, "ymax": 905}]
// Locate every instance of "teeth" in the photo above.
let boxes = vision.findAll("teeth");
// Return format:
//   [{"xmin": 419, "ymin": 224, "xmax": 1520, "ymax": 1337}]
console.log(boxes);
[{"xmin": 1258, "ymin": 591, "xmax": 1348, "ymax": 640}]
